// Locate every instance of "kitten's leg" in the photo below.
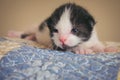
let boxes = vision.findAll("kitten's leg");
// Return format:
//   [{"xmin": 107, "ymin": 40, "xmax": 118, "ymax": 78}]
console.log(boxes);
[
  {"xmin": 7, "ymin": 31, "xmax": 23, "ymax": 38},
  {"xmin": 90, "ymin": 42, "xmax": 105, "ymax": 53},
  {"xmin": 7, "ymin": 30, "xmax": 36, "ymax": 41},
  {"xmin": 104, "ymin": 46, "xmax": 119, "ymax": 52}
]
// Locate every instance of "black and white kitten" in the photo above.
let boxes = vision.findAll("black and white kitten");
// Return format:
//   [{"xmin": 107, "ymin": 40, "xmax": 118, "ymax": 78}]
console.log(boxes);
[
  {"xmin": 37, "ymin": 3, "xmax": 105, "ymax": 54},
  {"xmin": 8, "ymin": 3, "xmax": 118, "ymax": 54}
]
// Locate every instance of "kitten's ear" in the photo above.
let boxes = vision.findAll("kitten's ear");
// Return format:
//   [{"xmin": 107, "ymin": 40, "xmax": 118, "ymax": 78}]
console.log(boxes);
[
  {"xmin": 39, "ymin": 17, "xmax": 53, "ymax": 31},
  {"xmin": 39, "ymin": 21, "xmax": 47, "ymax": 31},
  {"xmin": 90, "ymin": 20, "xmax": 96, "ymax": 27},
  {"xmin": 89, "ymin": 16, "xmax": 96, "ymax": 27}
]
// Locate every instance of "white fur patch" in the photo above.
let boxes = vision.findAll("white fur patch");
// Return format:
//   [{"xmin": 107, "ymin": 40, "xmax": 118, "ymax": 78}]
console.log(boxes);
[
  {"xmin": 52, "ymin": 7, "xmax": 82, "ymax": 48},
  {"xmin": 56, "ymin": 8, "xmax": 72, "ymax": 34},
  {"xmin": 65, "ymin": 34, "xmax": 81, "ymax": 47}
]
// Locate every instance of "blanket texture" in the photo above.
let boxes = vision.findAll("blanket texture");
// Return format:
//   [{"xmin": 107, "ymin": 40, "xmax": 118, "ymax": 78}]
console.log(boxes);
[{"xmin": 0, "ymin": 37, "xmax": 120, "ymax": 80}]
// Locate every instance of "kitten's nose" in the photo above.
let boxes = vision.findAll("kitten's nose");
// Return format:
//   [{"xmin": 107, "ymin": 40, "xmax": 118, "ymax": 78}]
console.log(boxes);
[{"xmin": 59, "ymin": 37, "xmax": 67, "ymax": 43}]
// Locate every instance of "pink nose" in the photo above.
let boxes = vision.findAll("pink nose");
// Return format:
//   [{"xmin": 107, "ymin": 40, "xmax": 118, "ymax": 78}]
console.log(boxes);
[{"xmin": 59, "ymin": 37, "xmax": 67, "ymax": 43}]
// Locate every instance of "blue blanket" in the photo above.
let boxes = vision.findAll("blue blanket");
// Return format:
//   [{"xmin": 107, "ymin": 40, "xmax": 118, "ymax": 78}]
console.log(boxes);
[{"xmin": 0, "ymin": 37, "xmax": 120, "ymax": 80}]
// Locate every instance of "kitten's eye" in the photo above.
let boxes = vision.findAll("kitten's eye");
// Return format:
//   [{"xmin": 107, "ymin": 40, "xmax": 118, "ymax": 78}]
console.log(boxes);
[
  {"xmin": 71, "ymin": 28, "xmax": 79, "ymax": 33},
  {"xmin": 53, "ymin": 29, "xmax": 58, "ymax": 33}
]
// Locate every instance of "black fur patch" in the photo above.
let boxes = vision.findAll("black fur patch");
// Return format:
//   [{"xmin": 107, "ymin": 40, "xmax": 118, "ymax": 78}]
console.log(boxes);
[
  {"xmin": 21, "ymin": 34, "xmax": 29, "ymax": 38},
  {"xmin": 39, "ymin": 22, "xmax": 47, "ymax": 31},
  {"xmin": 69, "ymin": 3, "xmax": 95, "ymax": 41}
]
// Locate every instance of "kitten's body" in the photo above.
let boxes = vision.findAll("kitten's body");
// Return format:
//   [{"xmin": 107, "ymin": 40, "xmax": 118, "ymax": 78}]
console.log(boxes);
[{"xmin": 8, "ymin": 3, "xmax": 118, "ymax": 54}]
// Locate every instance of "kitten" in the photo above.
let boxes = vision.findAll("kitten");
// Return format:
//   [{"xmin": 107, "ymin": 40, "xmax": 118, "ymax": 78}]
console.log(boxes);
[
  {"xmin": 38, "ymin": 3, "xmax": 105, "ymax": 54},
  {"xmin": 9, "ymin": 3, "xmax": 118, "ymax": 54}
]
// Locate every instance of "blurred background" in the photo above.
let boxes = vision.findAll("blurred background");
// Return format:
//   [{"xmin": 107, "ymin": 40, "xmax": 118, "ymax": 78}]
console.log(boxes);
[{"xmin": 0, "ymin": 0, "xmax": 120, "ymax": 41}]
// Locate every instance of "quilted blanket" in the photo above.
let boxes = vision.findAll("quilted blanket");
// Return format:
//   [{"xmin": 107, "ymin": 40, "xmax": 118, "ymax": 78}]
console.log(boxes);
[{"xmin": 0, "ymin": 37, "xmax": 120, "ymax": 80}]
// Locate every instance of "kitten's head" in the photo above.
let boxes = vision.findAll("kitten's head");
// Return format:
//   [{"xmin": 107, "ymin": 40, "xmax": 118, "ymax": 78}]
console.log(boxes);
[{"xmin": 46, "ymin": 3, "xmax": 95, "ymax": 50}]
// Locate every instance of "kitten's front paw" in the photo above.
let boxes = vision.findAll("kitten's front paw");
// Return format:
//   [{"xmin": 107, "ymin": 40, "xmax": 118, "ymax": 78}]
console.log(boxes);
[
  {"xmin": 73, "ymin": 48, "xmax": 93, "ymax": 54},
  {"xmin": 90, "ymin": 46, "xmax": 104, "ymax": 53}
]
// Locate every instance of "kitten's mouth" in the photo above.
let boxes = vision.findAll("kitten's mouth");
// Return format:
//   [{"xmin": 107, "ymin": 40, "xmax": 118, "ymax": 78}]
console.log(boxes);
[
  {"xmin": 57, "ymin": 44, "xmax": 70, "ymax": 51},
  {"xmin": 62, "ymin": 44, "xmax": 70, "ymax": 49},
  {"xmin": 61, "ymin": 44, "xmax": 77, "ymax": 50},
  {"xmin": 56, "ymin": 43, "xmax": 80, "ymax": 51},
  {"xmin": 61, "ymin": 42, "xmax": 82, "ymax": 50}
]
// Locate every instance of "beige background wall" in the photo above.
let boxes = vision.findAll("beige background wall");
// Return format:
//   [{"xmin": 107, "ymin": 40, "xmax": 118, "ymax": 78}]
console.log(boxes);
[{"xmin": 0, "ymin": 0, "xmax": 120, "ymax": 41}]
